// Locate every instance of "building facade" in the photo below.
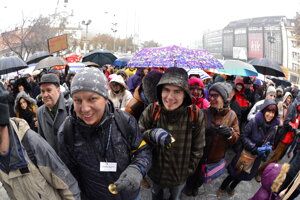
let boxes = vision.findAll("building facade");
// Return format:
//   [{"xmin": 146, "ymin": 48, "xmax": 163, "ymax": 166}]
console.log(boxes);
[{"xmin": 203, "ymin": 16, "xmax": 300, "ymax": 85}]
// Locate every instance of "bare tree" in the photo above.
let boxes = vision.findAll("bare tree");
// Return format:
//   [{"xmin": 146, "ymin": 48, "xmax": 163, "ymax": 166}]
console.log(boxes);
[{"xmin": 141, "ymin": 40, "xmax": 161, "ymax": 48}]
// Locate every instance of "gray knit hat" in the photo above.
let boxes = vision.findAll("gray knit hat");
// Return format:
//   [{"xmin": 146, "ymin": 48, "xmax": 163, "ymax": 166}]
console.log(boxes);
[
  {"xmin": 266, "ymin": 86, "xmax": 276, "ymax": 96},
  {"xmin": 71, "ymin": 67, "xmax": 108, "ymax": 98},
  {"xmin": 209, "ymin": 82, "xmax": 233, "ymax": 102}
]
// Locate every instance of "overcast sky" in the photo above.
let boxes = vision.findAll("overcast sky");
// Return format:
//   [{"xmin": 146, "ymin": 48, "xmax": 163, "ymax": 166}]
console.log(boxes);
[{"xmin": 0, "ymin": 0, "xmax": 299, "ymax": 47}]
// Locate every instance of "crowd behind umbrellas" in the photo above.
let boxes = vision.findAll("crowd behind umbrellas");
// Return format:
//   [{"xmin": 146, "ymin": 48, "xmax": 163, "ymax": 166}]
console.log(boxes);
[{"xmin": 0, "ymin": 53, "xmax": 299, "ymax": 200}]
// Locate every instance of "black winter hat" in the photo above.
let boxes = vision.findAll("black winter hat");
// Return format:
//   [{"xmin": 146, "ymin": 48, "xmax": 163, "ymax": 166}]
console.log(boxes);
[
  {"xmin": 243, "ymin": 77, "xmax": 253, "ymax": 84},
  {"xmin": 209, "ymin": 82, "xmax": 233, "ymax": 102},
  {"xmin": 142, "ymin": 71, "xmax": 163, "ymax": 103},
  {"xmin": 156, "ymin": 67, "xmax": 192, "ymax": 106}
]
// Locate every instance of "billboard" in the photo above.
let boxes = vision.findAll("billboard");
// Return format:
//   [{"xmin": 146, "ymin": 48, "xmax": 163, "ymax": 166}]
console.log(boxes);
[
  {"xmin": 48, "ymin": 34, "xmax": 68, "ymax": 53},
  {"xmin": 248, "ymin": 33, "xmax": 263, "ymax": 58}
]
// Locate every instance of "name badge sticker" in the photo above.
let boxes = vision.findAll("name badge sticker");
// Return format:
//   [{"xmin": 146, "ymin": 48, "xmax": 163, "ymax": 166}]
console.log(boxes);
[{"xmin": 100, "ymin": 162, "xmax": 117, "ymax": 172}]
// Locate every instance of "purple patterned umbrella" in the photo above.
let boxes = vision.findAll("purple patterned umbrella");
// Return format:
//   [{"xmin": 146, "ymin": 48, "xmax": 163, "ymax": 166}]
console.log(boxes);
[{"xmin": 127, "ymin": 45, "xmax": 223, "ymax": 70}]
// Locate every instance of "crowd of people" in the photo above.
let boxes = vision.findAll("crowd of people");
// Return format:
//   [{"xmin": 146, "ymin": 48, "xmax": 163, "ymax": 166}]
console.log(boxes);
[{"xmin": 0, "ymin": 63, "xmax": 299, "ymax": 200}]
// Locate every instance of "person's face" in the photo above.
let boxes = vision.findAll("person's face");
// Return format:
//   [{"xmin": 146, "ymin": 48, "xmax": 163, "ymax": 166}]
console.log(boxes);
[
  {"xmin": 236, "ymin": 84, "xmax": 243, "ymax": 92},
  {"xmin": 19, "ymin": 98, "xmax": 28, "ymax": 110},
  {"xmin": 190, "ymin": 87, "xmax": 202, "ymax": 98},
  {"xmin": 264, "ymin": 111, "xmax": 275, "ymax": 122},
  {"xmin": 129, "ymin": 66, "xmax": 135, "ymax": 71},
  {"xmin": 161, "ymin": 84, "xmax": 185, "ymax": 111},
  {"xmin": 266, "ymin": 93, "xmax": 276, "ymax": 100},
  {"xmin": 286, "ymin": 95, "xmax": 292, "ymax": 104},
  {"xmin": 143, "ymin": 69, "xmax": 149, "ymax": 76},
  {"xmin": 110, "ymin": 82, "xmax": 121, "ymax": 92},
  {"xmin": 277, "ymin": 91, "xmax": 283, "ymax": 97},
  {"xmin": 18, "ymin": 85, "xmax": 24, "ymax": 92},
  {"xmin": 40, "ymin": 83, "xmax": 60, "ymax": 109},
  {"xmin": 73, "ymin": 91, "xmax": 107, "ymax": 126},
  {"xmin": 209, "ymin": 91, "xmax": 224, "ymax": 109}
]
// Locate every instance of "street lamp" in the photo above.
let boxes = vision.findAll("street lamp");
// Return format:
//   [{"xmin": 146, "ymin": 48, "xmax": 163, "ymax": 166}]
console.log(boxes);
[
  {"xmin": 82, "ymin": 20, "xmax": 92, "ymax": 40},
  {"xmin": 111, "ymin": 22, "xmax": 117, "ymax": 52}
]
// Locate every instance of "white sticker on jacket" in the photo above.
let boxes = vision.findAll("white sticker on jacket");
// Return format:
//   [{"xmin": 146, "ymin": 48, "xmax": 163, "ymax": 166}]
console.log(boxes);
[{"xmin": 100, "ymin": 162, "xmax": 117, "ymax": 172}]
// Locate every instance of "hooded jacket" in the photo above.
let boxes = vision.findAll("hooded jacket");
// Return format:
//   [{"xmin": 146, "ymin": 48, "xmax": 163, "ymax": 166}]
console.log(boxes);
[
  {"xmin": 0, "ymin": 118, "xmax": 80, "ymax": 200},
  {"xmin": 234, "ymin": 79, "xmax": 249, "ymax": 108},
  {"xmin": 277, "ymin": 92, "xmax": 292, "ymax": 126},
  {"xmin": 228, "ymin": 99, "xmax": 279, "ymax": 180},
  {"xmin": 108, "ymin": 75, "xmax": 133, "ymax": 110},
  {"xmin": 139, "ymin": 68, "xmax": 205, "ymax": 187},
  {"xmin": 58, "ymin": 100, "xmax": 152, "ymax": 200},
  {"xmin": 14, "ymin": 91, "xmax": 38, "ymax": 130}
]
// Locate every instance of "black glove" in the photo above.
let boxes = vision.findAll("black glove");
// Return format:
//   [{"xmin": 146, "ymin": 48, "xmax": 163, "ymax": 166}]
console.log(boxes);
[
  {"xmin": 114, "ymin": 165, "xmax": 143, "ymax": 192},
  {"xmin": 0, "ymin": 83, "xmax": 9, "ymax": 126},
  {"xmin": 217, "ymin": 126, "xmax": 232, "ymax": 138},
  {"xmin": 150, "ymin": 128, "xmax": 172, "ymax": 146}
]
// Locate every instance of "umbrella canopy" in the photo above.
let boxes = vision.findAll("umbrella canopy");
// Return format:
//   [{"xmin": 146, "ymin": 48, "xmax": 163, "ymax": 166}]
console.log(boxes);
[
  {"xmin": 270, "ymin": 78, "xmax": 291, "ymax": 87},
  {"xmin": 26, "ymin": 51, "xmax": 52, "ymax": 65},
  {"xmin": 186, "ymin": 68, "xmax": 211, "ymax": 80},
  {"xmin": 217, "ymin": 60, "xmax": 258, "ymax": 76},
  {"xmin": 34, "ymin": 57, "xmax": 67, "ymax": 71},
  {"xmin": 0, "ymin": 56, "xmax": 28, "ymax": 75},
  {"xmin": 82, "ymin": 49, "xmax": 117, "ymax": 67},
  {"xmin": 248, "ymin": 58, "xmax": 284, "ymax": 77},
  {"xmin": 127, "ymin": 45, "xmax": 223, "ymax": 70},
  {"xmin": 112, "ymin": 57, "xmax": 131, "ymax": 67}
]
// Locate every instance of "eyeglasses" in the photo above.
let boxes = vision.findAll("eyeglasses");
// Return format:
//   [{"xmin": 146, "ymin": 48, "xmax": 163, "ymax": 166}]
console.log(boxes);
[{"xmin": 209, "ymin": 93, "xmax": 220, "ymax": 99}]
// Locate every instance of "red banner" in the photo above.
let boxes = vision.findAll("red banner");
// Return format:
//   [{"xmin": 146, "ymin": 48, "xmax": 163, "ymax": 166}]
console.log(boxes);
[{"xmin": 248, "ymin": 33, "xmax": 263, "ymax": 58}]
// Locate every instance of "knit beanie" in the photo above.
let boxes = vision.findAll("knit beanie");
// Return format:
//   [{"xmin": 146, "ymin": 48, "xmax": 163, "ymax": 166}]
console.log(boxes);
[
  {"xmin": 266, "ymin": 86, "xmax": 276, "ymax": 96},
  {"xmin": 209, "ymin": 82, "xmax": 233, "ymax": 102},
  {"xmin": 142, "ymin": 71, "xmax": 163, "ymax": 103},
  {"xmin": 71, "ymin": 67, "xmax": 108, "ymax": 98}
]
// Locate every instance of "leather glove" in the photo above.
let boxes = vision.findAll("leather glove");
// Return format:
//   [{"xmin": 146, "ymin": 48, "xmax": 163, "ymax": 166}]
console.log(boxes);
[
  {"xmin": 217, "ymin": 125, "xmax": 232, "ymax": 138},
  {"xmin": 114, "ymin": 165, "xmax": 143, "ymax": 193},
  {"xmin": 150, "ymin": 128, "xmax": 171, "ymax": 146},
  {"xmin": 0, "ymin": 83, "xmax": 9, "ymax": 126}
]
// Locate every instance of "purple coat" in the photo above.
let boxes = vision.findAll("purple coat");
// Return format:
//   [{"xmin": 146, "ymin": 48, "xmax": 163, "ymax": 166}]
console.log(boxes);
[
  {"xmin": 227, "ymin": 100, "xmax": 279, "ymax": 180},
  {"xmin": 249, "ymin": 163, "xmax": 283, "ymax": 200}
]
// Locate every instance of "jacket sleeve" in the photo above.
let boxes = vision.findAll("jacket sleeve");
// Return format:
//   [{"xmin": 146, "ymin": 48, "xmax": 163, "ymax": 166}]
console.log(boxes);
[
  {"xmin": 228, "ymin": 111, "xmax": 240, "ymax": 145},
  {"xmin": 37, "ymin": 108, "xmax": 45, "ymax": 138},
  {"xmin": 122, "ymin": 90, "xmax": 133, "ymax": 111},
  {"xmin": 188, "ymin": 108, "xmax": 205, "ymax": 173},
  {"xmin": 247, "ymin": 101, "xmax": 261, "ymax": 121},
  {"xmin": 26, "ymin": 129, "xmax": 81, "ymax": 200},
  {"xmin": 241, "ymin": 120, "xmax": 257, "ymax": 154},
  {"xmin": 121, "ymin": 111, "xmax": 152, "ymax": 174},
  {"xmin": 283, "ymin": 103, "xmax": 296, "ymax": 131},
  {"xmin": 138, "ymin": 104, "xmax": 156, "ymax": 145}
]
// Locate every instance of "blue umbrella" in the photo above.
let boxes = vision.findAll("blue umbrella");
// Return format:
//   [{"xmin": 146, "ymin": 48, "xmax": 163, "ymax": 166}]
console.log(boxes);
[
  {"xmin": 112, "ymin": 57, "xmax": 131, "ymax": 67},
  {"xmin": 217, "ymin": 60, "xmax": 258, "ymax": 77}
]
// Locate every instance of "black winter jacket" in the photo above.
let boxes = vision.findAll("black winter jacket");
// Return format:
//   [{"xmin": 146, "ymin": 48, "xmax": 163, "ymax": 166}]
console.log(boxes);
[{"xmin": 58, "ymin": 100, "xmax": 152, "ymax": 200}]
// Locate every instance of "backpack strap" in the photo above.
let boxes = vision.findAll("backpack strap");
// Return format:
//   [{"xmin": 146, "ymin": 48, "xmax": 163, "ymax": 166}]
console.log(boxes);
[
  {"xmin": 189, "ymin": 104, "xmax": 199, "ymax": 131},
  {"xmin": 151, "ymin": 102, "xmax": 161, "ymax": 128},
  {"xmin": 114, "ymin": 108, "xmax": 132, "ymax": 153}
]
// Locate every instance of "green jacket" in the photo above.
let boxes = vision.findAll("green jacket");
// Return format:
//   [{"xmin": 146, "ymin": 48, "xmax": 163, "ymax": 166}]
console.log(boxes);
[{"xmin": 139, "ymin": 103, "xmax": 205, "ymax": 187}]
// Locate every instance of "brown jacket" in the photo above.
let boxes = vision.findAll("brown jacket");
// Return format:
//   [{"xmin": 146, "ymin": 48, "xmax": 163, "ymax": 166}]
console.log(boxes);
[
  {"xmin": 202, "ymin": 107, "xmax": 240, "ymax": 163},
  {"xmin": 125, "ymin": 85, "xmax": 147, "ymax": 121}
]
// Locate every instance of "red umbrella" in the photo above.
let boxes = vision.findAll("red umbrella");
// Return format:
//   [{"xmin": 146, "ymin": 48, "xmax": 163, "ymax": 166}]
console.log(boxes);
[{"xmin": 65, "ymin": 55, "xmax": 82, "ymax": 63}]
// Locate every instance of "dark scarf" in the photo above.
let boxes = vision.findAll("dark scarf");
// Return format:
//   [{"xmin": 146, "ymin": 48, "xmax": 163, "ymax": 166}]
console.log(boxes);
[{"xmin": 19, "ymin": 108, "xmax": 35, "ymax": 126}]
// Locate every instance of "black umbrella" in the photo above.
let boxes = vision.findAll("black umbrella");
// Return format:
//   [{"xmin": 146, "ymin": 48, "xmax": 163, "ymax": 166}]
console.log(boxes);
[
  {"xmin": 82, "ymin": 50, "xmax": 117, "ymax": 67},
  {"xmin": 270, "ymin": 78, "xmax": 291, "ymax": 88},
  {"xmin": 0, "ymin": 56, "xmax": 28, "ymax": 75},
  {"xmin": 26, "ymin": 51, "xmax": 53, "ymax": 64},
  {"xmin": 248, "ymin": 58, "xmax": 285, "ymax": 77}
]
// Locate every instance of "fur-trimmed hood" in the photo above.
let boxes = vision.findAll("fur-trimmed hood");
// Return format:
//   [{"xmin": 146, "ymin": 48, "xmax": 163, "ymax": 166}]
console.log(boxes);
[{"xmin": 14, "ymin": 91, "xmax": 37, "ymax": 113}]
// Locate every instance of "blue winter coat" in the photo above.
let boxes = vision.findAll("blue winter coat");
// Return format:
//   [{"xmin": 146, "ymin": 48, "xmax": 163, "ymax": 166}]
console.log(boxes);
[
  {"xmin": 228, "ymin": 99, "xmax": 279, "ymax": 180},
  {"xmin": 57, "ymin": 100, "xmax": 152, "ymax": 200}
]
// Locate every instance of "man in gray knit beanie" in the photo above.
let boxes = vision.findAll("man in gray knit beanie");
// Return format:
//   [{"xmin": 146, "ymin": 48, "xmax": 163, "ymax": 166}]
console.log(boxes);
[{"xmin": 58, "ymin": 67, "xmax": 152, "ymax": 200}]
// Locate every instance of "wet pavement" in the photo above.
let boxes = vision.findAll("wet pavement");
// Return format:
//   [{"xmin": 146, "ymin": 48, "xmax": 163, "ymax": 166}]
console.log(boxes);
[{"xmin": 0, "ymin": 149, "xmax": 294, "ymax": 200}]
